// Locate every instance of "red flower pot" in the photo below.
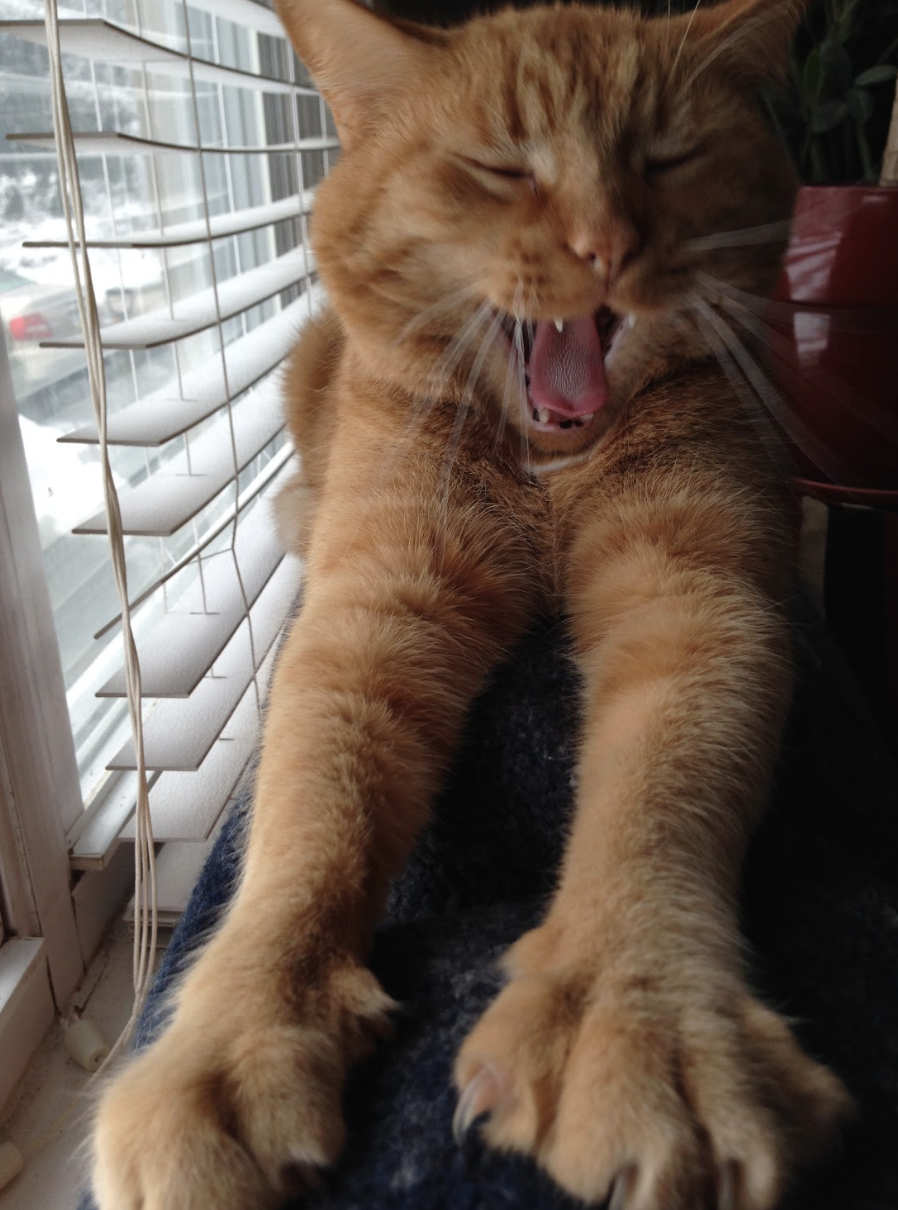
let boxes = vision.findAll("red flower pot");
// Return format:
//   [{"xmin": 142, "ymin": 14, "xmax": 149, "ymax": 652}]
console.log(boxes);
[{"xmin": 770, "ymin": 185, "xmax": 898, "ymax": 505}]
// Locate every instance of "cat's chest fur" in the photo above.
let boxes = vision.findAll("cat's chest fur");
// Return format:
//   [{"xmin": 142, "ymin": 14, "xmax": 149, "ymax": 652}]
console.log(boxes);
[{"xmin": 282, "ymin": 316, "xmax": 788, "ymax": 622}]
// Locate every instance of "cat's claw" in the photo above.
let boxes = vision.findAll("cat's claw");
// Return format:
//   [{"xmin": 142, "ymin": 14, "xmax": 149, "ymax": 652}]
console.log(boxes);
[
  {"xmin": 716, "ymin": 1161, "xmax": 738, "ymax": 1210},
  {"xmin": 607, "ymin": 1166, "xmax": 635, "ymax": 1210},
  {"xmin": 453, "ymin": 1063, "xmax": 501, "ymax": 1144},
  {"xmin": 605, "ymin": 1160, "xmax": 734, "ymax": 1210},
  {"xmin": 281, "ymin": 1161, "xmax": 326, "ymax": 1197}
]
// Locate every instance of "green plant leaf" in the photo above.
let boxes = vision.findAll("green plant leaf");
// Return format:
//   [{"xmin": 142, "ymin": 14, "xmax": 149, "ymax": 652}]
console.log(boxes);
[
  {"xmin": 811, "ymin": 99, "xmax": 848, "ymax": 133},
  {"xmin": 846, "ymin": 87, "xmax": 874, "ymax": 122},
  {"xmin": 820, "ymin": 42, "xmax": 854, "ymax": 96},
  {"xmin": 854, "ymin": 64, "xmax": 898, "ymax": 86},
  {"xmin": 802, "ymin": 47, "xmax": 823, "ymax": 104},
  {"xmin": 835, "ymin": 0, "xmax": 863, "ymax": 44}
]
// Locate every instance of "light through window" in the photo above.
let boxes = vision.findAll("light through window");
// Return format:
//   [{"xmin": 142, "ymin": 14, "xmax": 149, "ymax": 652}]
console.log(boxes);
[{"xmin": 0, "ymin": 0, "xmax": 329, "ymax": 860}]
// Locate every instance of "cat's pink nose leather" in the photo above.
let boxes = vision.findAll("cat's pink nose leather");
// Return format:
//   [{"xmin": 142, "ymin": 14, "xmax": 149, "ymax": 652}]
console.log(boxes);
[{"xmin": 568, "ymin": 222, "xmax": 639, "ymax": 282}]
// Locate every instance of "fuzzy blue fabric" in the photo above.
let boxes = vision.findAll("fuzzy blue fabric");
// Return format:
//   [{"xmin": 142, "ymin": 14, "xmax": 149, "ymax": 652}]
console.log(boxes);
[{"xmin": 82, "ymin": 603, "xmax": 898, "ymax": 1210}]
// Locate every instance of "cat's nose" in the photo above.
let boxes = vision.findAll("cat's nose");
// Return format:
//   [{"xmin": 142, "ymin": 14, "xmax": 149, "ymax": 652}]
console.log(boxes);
[{"xmin": 567, "ymin": 223, "xmax": 640, "ymax": 283}]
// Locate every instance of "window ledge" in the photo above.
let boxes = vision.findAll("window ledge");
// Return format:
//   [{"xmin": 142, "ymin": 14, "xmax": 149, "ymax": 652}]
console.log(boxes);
[{"xmin": 0, "ymin": 939, "xmax": 54, "ymax": 1111}]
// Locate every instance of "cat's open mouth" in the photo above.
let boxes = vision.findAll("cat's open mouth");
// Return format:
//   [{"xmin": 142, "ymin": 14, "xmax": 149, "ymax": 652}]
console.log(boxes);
[{"xmin": 497, "ymin": 306, "xmax": 627, "ymax": 433}]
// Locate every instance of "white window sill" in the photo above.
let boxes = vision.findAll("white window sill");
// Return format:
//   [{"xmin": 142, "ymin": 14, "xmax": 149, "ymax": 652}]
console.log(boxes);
[
  {"xmin": 0, "ymin": 940, "xmax": 54, "ymax": 1113},
  {"xmin": 0, "ymin": 924, "xmax": 163, "ymax": 1210}
]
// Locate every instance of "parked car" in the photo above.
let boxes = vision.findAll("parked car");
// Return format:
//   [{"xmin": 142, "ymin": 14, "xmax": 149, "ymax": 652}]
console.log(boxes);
[{"xmin": 0, "ymin": 266, "xmax": 86, "ymax": 404}]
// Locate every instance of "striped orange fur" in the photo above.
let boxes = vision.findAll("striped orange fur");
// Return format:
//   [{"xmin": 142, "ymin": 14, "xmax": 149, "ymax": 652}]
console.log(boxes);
[{"xmin": 93, "ymin": 3, "xmax": 852, "ymax": 1208}]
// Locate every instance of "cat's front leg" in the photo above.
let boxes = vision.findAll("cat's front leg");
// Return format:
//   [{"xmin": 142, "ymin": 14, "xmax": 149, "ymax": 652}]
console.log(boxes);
[
  {"xmin": 456, "ymin": 512, "xmax": 851, "ymax": 1209},
  {"xmin": 92, "ymin": 469, "xmax": 538, "ymax": 1210}
]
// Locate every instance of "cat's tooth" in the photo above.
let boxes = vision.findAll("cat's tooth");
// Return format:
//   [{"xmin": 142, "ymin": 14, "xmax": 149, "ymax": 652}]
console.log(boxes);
[
  {"xmin": 628, "ymin": 314, "xmax": 637, "ymax": 329},
  {"xmin": 537, "ymin": 407, "xmax": 551, "ymax": 424},
  {"xmin": 581, "ymin": 413, "xmax": 594, "ymax": 422},
  {"xmin": 554, "ymin": 318, "xmax": 564, "ymax": 333}
]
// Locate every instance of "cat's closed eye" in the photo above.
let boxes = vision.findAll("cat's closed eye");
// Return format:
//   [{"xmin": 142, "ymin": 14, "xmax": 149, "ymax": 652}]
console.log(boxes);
[
  {"xmin": 644, "ymin": 145, "xmax": 705, "ymax": 182},
  {"xmin": 456, "ymin": 155, "xmax": 537, "ymax": 189}
]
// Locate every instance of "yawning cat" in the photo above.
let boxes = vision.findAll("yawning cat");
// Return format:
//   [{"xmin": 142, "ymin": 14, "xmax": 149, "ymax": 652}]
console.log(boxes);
[{"xmin": 93, "ymin": 2, "xmax": 852, "ymax": 1208}]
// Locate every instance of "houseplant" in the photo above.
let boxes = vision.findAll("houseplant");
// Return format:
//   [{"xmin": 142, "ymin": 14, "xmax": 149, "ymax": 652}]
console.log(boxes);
[
  {"xmin": 762, "ymin": 0, "xmax": 898, "ymax": 496},
  {"xmin": 756, "ymin": 0, "xmax": 898, "ymax": 757}
]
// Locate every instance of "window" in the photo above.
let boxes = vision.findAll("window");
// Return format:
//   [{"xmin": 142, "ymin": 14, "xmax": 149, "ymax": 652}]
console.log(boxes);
[{"xmin": 0, "ymin": 0, "xmax": 325, "ymax": 1099}]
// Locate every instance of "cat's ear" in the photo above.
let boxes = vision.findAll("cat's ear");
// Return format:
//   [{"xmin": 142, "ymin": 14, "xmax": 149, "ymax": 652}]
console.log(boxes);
[
  {"xmin": 274, "ymin": 0, "xmax": 446, "ymax": 147},
  {"xmin": 677, "ymin": 0, "xmax": 810, "ymax": 83}
]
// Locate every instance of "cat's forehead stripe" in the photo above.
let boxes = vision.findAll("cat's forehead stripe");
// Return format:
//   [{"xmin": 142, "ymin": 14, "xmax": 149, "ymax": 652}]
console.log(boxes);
[{"xmin": 467, "ymin": 17, "xmax": 660, "ymax": 155}]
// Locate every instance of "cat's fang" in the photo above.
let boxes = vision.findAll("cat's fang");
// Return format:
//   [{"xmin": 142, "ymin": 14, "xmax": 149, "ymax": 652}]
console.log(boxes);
[
  {"xmin": 537, "ymin": 407, "xmax": 552, "ymax": 424},
  {"xmin": 628, "ymin": 315, "xmax": 637, "ymax": 329},
  {"xmin": 554, "ymin": 318, "xmax": 564, "ymax": 333}
]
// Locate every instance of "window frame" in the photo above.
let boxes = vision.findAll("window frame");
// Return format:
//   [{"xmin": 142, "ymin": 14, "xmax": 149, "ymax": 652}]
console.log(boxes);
[
  {"xmin": 0, "ymin": 0, "xmax": 323, "ymax": 1108},
  {"xmin": 0, "ymin": 325, "xmax": 133, "ymax": 1110}
]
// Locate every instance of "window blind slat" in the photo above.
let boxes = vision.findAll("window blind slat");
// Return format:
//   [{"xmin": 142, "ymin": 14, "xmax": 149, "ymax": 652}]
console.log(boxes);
[
  {"xmin": 69, "ymin": 770, "xmax": 161, "ymax": 869},
  {"xmin": 107, "ymin": 553, "xmax": 299, "ymax": 771},
  {"xmin": 169, "ymin": 0, "xmax": 285, "ymax": 39},
  {"xmin": 25, "ymin": 191, "xmax": 315, "ymax": 251},
  {"xmin": 43, "ymin": 249, "xmax": 318, "ymax": 351},
  {"xmin": 60, "ymin": 291, "xmax": 321, "ymax": 447},
  {"xmin": 97, "ymin": 503, "xmax": 283, "ymax": 698},
  {"xmin": 120, "ymin": 686, "xmax": 260, "ymax": 840},
  {"xmin": 73, "ymin": 385, "xmax": 286, "ymax": 537},
  {"xmin": 123, "ymin": 813, "xmax": 229, "ymax": 925},
  {"xmin": 70, "ymin": 636, "xmax": 278, "ymax": 868},
  {"xmin": 9, "ymin": 131, "xmax": 338, "ymax": 156},
  {"xmin": 5, "ymin": 0, "xmax": 318, "ymax": 891},
  {"xmin": 93, "ymin": 451, "xmax": 296, "ymax": 639},
  {"xmin": 0, "ymin": 19, "xmax": 310, "ymax": 95}
]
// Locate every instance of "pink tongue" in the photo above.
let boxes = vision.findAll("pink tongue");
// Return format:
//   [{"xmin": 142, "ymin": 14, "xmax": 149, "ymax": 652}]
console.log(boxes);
[{"xmin": 528, "ymin": 316, "xmax": 607, "ymax": 417}]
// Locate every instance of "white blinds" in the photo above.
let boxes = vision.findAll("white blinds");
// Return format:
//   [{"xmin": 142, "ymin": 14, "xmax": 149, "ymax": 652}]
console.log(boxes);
[{"xmin": 0, "ymin": 0, "xmax": 324, "ymax": 902}]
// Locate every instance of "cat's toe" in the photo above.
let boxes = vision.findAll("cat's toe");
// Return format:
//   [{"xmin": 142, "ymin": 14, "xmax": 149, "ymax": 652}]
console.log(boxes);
[
  {"xmin": 455, "ymin": 952, "xmax": 851, "ymax": 1210},
  {"xmin": 93, "ymin": 961, "xmax": 396, "ymax": 1210},
  {"xmin": 93, "ymin": 1025, "xmax": 344, "ymax": 1210}
]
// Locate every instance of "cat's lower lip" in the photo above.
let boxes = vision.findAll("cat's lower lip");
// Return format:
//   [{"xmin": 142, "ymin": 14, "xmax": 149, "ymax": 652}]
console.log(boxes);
[{"xmin": 530, "ymin": 407, "xmax": 595, "ymax": 432}]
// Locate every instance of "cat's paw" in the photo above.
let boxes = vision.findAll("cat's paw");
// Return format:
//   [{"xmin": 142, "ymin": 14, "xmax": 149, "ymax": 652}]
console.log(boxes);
[
  {"xmin": 454, "ymin": 933, "xmax": 851, "ymax": 1210},
  {"xmin": 93, "ymin": 963, "xmax": 395, "ymax": 1210}
]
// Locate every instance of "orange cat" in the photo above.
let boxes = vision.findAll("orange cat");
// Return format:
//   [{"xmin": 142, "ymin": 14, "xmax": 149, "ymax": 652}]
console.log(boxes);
[{"xmin": 93, "ymin": 2, "xmax": 852, "ymax": 1208}]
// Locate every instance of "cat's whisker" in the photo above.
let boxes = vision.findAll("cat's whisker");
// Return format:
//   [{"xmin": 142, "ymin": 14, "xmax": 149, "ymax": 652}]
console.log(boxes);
[
  {"xmin": 503, "ymin": 281, "xmax": 529, "ymax": 460},
  {"xmin": 463, "ymin": 307, "xmax": 505, "ymax": 407},
  {"xmin": 435, "ymin": 307, "xmax": 504, "ymax": 551},
  {"xmin": 309, "ymin": 300, "xmax": 499, "ymax": 579},
  {"xmin": 496, "ymin": 344, "xmax": 517, "ymax": 451},
  {"xmin": 682, "ymin": 304, "xmax": 788, "ymax": 470},
  {"xmin": 698, "ymin": 272, "xmax": 898, "ymax": 437},
  {"xmin": 527, "ymin": 283, "xmax": 540, "ymax": 330},
  {"xmin": 689, "ymin": 295, "xmax": 846, "ymax": 481},
  {"xmin": 389, "ymin": 281, "xmax": 486, "ymax": 349},
  {"xmin": 512, "ymin": 317, "xmax": 532, "ymax": 474},
  {"xmin": 697, "ymin": 270, "xmax": 898, "ymax": 449},
  {"xmin": 511, "ymin": 280, "xmax": 525, "ymax": 327},
  {"xmin": 428, "ymin": 300, "xmax": 495, "ymax": 393},
  {"xmin": 407, "ymin": 302, "xmax": 495, "ymax": 461},
  {"xmin": 670, "ymin": 0, "xmax": 703, "ymax": 81},
  {"xmin": 682, "ymin": 3, "xmax": 799, "ymax": 93},
  {"xmin": 446, "ymin": 301, "xmax": 506, "ymax": 455},
  {"xmin": 342, "ymin": 301, "xmax": 492, "ymax": 520},
  {"xmin": 695, "ymin": 271, "xmax": 801, "ymax": 322},
  {"xmin": 437, "ymin": 399, "xmax": 472, "ymax": 564},
  {"xmin": 708, "ymin": 286, "xmax": 898, "ymax": 446},
  {"xmin": 687, "ymin": 220, "xmax": 793, "ymax": 253}
]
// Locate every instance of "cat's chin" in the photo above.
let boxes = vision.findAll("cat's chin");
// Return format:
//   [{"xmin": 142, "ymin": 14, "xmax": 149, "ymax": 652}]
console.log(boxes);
[{"xmin": 521, "ymin": 402, "xmax": 618, "ymax": 461}]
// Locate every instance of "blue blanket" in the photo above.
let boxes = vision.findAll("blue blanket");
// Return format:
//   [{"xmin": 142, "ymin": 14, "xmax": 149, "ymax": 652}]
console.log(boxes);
[{"xmin": 86, "ymin": 603, "xmax": 898, "ymax": 1210}]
